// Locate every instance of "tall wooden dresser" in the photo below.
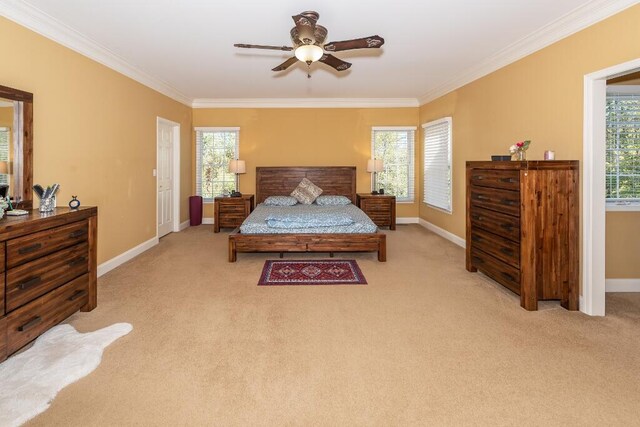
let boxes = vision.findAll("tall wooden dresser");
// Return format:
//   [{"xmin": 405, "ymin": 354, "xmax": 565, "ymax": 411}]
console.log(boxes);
[
  {"xmin": 466, "ymin": 161, "xmax": 578, "ymax": 311},
  {"xmin": 0, "ymin": 207, "xmax": 97, "ymax": 362}
]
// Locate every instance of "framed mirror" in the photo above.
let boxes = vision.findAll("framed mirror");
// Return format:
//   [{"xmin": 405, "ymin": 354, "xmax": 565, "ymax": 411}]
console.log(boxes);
[{"xmin": 0, "ymin": 85, "xmax": 33, "ymax": 209}]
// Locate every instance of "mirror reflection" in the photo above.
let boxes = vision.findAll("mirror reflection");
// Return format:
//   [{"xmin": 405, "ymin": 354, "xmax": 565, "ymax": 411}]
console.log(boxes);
[{"xmin": 0, "ymin": 95, "xmax": 25, "ymax": 205}]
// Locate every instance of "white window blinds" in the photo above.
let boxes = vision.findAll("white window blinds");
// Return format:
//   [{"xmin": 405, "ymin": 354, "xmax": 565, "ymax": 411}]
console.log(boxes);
[
  {"xmin": 195, "ymin": 127, "xmax": 239, "ymax": 201},
  {"xmin": 422, "ymin": 117, "xmax": 452, "ymax": 213},
  {"xmin": 606, "ymin": 92, "xmax": 640, "ymax": 201},
  {"xmin": 371, "ymin": 127, "xmax": 416, "ymax": 202}
]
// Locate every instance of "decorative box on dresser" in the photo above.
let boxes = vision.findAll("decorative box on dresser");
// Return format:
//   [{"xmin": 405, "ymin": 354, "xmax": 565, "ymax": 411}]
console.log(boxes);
[
  {"xmin": 466, "ymin": 161, "xmax": 578, "ymax": 311},
  {"xmin": 214, "ymin": 195, "xmax": 254, "ymax": 233},
  {"xmin": 356, "ymin": 194, "xmax": 396, "ymax": 230},
  {"xmin": 0, "ymin": 207, "xmax": 97, "ymax": 362}
]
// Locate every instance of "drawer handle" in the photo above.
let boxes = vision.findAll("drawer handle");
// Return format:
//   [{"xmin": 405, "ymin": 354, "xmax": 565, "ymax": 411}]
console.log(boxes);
[
  {"xmin": 500, "ymin": 224, "xmax": 514, "ymax": 231},
  {"xmin": 472, "ymin": 215, "xmax": 483, "ymax": 221},
  {"xmin": 68, "ymin": 257, "xmax": 86, "ymax": 267},
  {"xmin": 474, "ymin": 175, "xmax": 484, "ymax": 180},
  {"xmin": 18, "ymin": 316, "xmax": 42, "ymax": 332},
  {"xmin": 68, "ymin": 289, "xmax": 88, "ymax": 301},
  {"xmin": 501, "ymin": 199, "xmax": 519, "ymax": 206},
  {"xmin": 475, "ymin": 195, "xmax": 489, "ymax": 201},
  {"xmin": 18, "ymin": 243, "xmax": 42, "ymax": 254},
  {"xmin": 69, "ymin": 229, "xmax": 86, "ymax": 238},
  {"xmin": 501, "ymin": 272, "xmax": 516, "ymax": 282},
  {"xmin": 472, "ymin": 256, "xmax": 484, "ymax": 265},
  {"xmin": 500, "ymin": 178, "xmax": 516, "ymax": 183},
  {"xmin": 500, "ymin": 247, "xmax": 514, "ymax": 256},
  {"xmin": 471, "ymin": 235, "xmax": 482, "ymax": 243},
  {"xmin": 18, "ymin": 276, "xmax": 42, "ymax": 290}
]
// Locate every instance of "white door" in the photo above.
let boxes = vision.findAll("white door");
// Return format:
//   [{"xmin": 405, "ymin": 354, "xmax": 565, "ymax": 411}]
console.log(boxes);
[{"xmin": 157, "ymin": 122, "xmax": 174, "ymax": 238}]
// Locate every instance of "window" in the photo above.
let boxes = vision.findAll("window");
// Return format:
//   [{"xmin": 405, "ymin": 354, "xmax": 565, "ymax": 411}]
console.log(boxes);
[
  {"xmin": 195, "ymin": 127, "xmax": 239, "ymax": 201},
  {"xmin": 422, "ymin": 117, "xmax": 452, "ymax": 213},
  {"xmin": 0, "ymin": 127, "xmax": 8, "ymax": 185},
  {"xmin": 371, "ymin": 127, "xmax": 416, "ymax": 202},
  {"xmin": 606, "ymin": 91, "xmax": 640, "ymax": 203}
]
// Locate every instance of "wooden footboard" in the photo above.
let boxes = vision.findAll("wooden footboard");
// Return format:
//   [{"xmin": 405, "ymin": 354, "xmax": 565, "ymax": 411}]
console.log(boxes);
[{"xmin": 228, "ymin": 229, "xmax": 386, "ymax": 262}]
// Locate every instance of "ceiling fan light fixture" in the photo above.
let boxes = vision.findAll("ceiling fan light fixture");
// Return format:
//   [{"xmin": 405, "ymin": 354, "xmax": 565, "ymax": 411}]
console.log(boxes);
[{"xmin": 294, "ymin": 44, "xmax": 323, "ymax": 63}]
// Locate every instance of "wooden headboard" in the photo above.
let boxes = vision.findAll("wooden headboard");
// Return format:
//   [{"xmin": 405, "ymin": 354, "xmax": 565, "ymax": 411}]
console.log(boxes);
[{"xmin": 256, "ymin": 166, "xmax": 357, "ymax": 204}]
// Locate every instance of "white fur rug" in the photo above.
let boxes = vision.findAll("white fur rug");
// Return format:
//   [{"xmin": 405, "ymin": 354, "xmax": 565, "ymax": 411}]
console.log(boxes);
[{"xmin": 0, "ymin": 323, "xmax": 132, "ymax": 427}]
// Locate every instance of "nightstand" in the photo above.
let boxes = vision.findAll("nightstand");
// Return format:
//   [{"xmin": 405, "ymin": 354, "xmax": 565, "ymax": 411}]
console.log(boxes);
[
  {"xmin": 356, "ymin": 193, "xmax": 396, "ymax": 230},
  {"xmin": 214, "ymin": 194, "xmax": 254, "ymax": 233}
]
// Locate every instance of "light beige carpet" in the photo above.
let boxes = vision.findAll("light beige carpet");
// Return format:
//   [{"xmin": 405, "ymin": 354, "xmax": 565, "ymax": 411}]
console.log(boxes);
[{"xmin": 27, "ymin": 225, "xmax": 640, "ymax": 426}]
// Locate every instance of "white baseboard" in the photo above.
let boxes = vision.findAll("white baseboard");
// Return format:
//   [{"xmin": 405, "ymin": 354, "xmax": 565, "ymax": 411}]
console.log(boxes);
[
  {"xmin": 97, "ymin": 236, "xmax": 159, "ymax": 277},
  {"xmin": 606, "ymin": 278, "xmax": 640, "ymax": 292},
  {"xmin": 178, "ymin": 220, "xmax": 190, "ymax": 231},
  {"xmin": 418, "ymin": 218, "xmax": 466, "ymax": 248},
  {"xmin": 202, "ymin": 217, "xmax": 214, "ymax": 225},
  {"xmin": 396, "ymin": 217, "xmax": 419, "ymax": 224}
]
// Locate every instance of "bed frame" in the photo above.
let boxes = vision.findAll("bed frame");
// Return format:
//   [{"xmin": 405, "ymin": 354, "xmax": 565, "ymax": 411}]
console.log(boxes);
[{"xmin": 228, "ymin": 166, "xmax": 386, "ymax": 262}]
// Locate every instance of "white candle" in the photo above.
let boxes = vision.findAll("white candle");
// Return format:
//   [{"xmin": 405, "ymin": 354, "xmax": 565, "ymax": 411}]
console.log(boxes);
[{"xmin": 544, "ymin": 150, "xmax": 555, "ymax": 160}]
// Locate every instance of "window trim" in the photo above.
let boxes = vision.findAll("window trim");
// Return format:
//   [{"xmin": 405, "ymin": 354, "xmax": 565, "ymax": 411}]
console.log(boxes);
[
  {"xmin": 194, "ymin": 126, "xmax": 240, "ymax": 202},
  {"xmin": 422, "ymin": 117, "xmax": 453, "ymax": 214},
  {"xmin": 371, "ymin": 126, "xmax": 417, "ymax": 203}
]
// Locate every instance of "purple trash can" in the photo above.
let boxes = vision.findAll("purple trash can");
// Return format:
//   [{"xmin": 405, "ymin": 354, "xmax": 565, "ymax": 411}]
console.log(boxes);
[{"xmin": 189, "ymin": 196, "xmax": 203, "ymax": 226}]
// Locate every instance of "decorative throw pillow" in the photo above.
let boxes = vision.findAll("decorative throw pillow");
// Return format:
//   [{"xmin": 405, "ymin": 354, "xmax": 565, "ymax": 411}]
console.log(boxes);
[
  {"xmin": 290, "ymin": 178, "xmax": 323, "ymax": 204},
  {"xmin": 263, "ymin": 196, "xmax": 298, "ymax": 206},
  {"xmin": 315, "ymin": 195, "xmax": 352, "ymax": 206}
]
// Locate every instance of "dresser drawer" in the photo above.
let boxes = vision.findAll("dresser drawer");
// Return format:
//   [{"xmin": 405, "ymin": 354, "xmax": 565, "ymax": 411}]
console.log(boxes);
[
  {"xmin": 361, "ymin": 200, "xmax": 391, "ymax": 212},
  {"xmin": 470, "ymin": 169, "xmax": 520, "ymax": 191},
  {"xmin": 219, "ymin": 204, "xmax": 247, "ymax": 214},
  {"xmin": 471, "ymin": 228, "xmax": 520, "ymax": 268},
  {"xmin": 0, "ymin": 317, "xmax": 7, "ymax": 362},
  {"xmin": 219, "ymin": 215, "xmax": 246, "ymax": 228},
  {"xmin": 471, "ymin": 248, "xmax": 521, "ymax": 295},
  {"xmin": 6, "ymin": 274, "xmax": 89, "ymax": 354},
  {"xmin": 6, "ymin": 242, "xmax": 89, "ymax": 312},
  {"xmin": 470, "ymin": 206, "xmax": 520, "ymax": 242},
  {"xmin": 470, "ymin": 186, "xmax": 520, "ymax": 217},
  {"xmin": 6, "ymin": 220, "xmax": 88, "ymax": 269}
]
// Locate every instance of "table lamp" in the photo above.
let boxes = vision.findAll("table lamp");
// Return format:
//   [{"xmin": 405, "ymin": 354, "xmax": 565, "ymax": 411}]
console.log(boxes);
[
  {"xmin": 228, "ymin": 159, "xmax": 246, "ymax": 197},
  {"xmin": 367, "ymin": 159, "xmax": 384, "ymax": 194}
]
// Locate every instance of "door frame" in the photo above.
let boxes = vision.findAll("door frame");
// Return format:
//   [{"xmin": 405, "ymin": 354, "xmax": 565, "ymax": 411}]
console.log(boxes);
[
  {"xmin": 582, "ymin": 57, "xmax": 640, "ymax": 316},
  {"xmin": 156, "ymin": 117, "xmax": 181, "ymax": 237}
]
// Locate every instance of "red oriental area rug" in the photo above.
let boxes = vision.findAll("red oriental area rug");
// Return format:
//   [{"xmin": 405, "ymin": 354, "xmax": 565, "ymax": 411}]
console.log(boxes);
[{"xmin": 258, "ymin": 259, "xmax": 367, "ymax": 286}]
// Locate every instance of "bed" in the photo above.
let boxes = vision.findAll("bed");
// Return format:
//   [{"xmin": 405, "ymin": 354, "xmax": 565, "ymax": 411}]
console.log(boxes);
[{"xmin": 228, "ymin": 166, "xmax": 387, "ymax": 262}]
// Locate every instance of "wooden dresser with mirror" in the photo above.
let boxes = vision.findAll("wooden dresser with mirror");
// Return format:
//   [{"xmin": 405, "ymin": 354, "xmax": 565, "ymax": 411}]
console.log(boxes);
[{"xmin": 0, "ymin": 85, "xmax": 98, "ymax": 362}]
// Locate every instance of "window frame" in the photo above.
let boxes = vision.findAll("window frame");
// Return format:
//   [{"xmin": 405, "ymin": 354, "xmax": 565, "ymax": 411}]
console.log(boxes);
[
  {"xmin": 371, "ymin": 126, "xmax": 416, "ymax": 203},
  {"xmin": 422, "ymin": 117, "xmax": 453, "ymax": 214},
  {"xmin": 194, "ymin": 127, "xmax": 240, "ymax": 202},
  {"xmin": 605, "ymin": 88, "xmax": 640, "ymax": 211}
]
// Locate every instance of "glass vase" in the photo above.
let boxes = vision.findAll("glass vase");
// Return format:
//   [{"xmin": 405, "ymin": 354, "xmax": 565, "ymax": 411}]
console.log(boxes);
[{"xmin": 516, "ymin": 150, "xmax": 526, "ymax": 161}]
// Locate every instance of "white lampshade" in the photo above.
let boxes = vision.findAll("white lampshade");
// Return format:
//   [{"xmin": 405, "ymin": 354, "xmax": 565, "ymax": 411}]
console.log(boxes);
[
  {"xmin": 367, "ymin": 159, "xmax": 384, "ymax": 173},
  {"xmin": 294, "ymin": 44, "xmax": 324, "ymax": 63},
  {"xmin": 228, "ymin": 159, "xmax": 246, "ymax": 174}
]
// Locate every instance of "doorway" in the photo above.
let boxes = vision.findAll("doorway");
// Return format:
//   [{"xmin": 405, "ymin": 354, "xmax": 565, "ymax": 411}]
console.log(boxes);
[
  {"xmin": 583, "ymin": 58, "xmax": 640, "ymax": 316},
  {"xmin": 157, "ymin": 117, "xmax": 180, "ymax": 238}
]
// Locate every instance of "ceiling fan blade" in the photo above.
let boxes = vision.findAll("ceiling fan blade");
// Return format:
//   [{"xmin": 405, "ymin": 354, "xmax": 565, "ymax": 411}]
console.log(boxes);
[
  {"xmin": 319, "ymin": 54, "xmax": 352, "ymax": 71},
  {"xmin": 324, "ymin": 35, "xmax": 385, "ymax": 52},
  {"xmin": 272, "ymin": 57, "xmax": 299, "ymax": 72},
  {"xmin": 292, "ymin": 11, "xmax": 318, "ymax": 44},
  {"xmin": 234, "ymin": 43, "xmax": 293, "ymax": 52}
]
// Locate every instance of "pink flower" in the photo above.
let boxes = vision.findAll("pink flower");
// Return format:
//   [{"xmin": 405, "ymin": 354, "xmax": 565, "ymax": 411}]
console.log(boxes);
[{"xmin": 516, "ymin": 141, "xmax": 524, "ymax": 148}]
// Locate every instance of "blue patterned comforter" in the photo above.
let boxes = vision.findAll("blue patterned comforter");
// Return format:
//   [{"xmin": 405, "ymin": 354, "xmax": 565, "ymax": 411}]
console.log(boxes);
[{"xmin": 240, "ymin": 203, "xmax": 378, "ymax": 234}]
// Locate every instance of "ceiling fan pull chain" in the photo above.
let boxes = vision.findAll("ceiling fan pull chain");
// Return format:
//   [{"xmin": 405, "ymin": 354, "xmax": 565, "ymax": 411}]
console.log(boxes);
[{"xmin": 307, "ymin": 64, "xmax": 312, "ymax": 79}]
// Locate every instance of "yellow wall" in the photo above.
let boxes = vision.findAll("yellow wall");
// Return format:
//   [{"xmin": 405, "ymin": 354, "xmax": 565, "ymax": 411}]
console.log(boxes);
[
  {"xmin": 419, "ymin": 5, "xmax": 640, "ymax": 278},
  {"xmin": 606, "ymin": 212, "xmax": 640, "ymax": 278},
  {"xmin": 0, "ymin": 107, "xmax": 11, "ymax": 126},
  {"xmin": 0, "ymin": 17, "xmax": 192, "ymax": 264},
  {"xmin": 193, "ymin": 108, "xmax": 420, "ymax": 218}
]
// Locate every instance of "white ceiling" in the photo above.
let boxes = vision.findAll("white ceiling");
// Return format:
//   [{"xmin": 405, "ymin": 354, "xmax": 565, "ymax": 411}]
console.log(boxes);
[{"xmin": 2, "ymin": 0, "xmax": 638, "ymax": 105}]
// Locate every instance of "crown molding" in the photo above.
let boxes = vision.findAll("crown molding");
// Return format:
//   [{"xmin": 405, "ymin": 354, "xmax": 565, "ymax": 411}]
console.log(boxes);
[
  {"xmin": 192, "ymin": 98, "xmax": 420, "ymax": 109},
  {"xmin": 0, "ymin": 0, "xmax": 192, "ymax": 106},
  {"xmin": 417, "ymin": 0, "xmax": 639, "ymax": 105}
]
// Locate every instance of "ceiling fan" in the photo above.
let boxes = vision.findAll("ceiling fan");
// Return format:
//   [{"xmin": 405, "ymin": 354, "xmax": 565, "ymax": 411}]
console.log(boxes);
[{"xmin": 234, "ymin": 11, "xmax": 385, "ymax": 77}]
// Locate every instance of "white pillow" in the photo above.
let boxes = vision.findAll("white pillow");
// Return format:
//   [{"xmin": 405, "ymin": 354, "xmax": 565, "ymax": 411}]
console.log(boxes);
[{"xmin": 264, "ymin": 196, "xmax": 298, "ymax": 206}]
